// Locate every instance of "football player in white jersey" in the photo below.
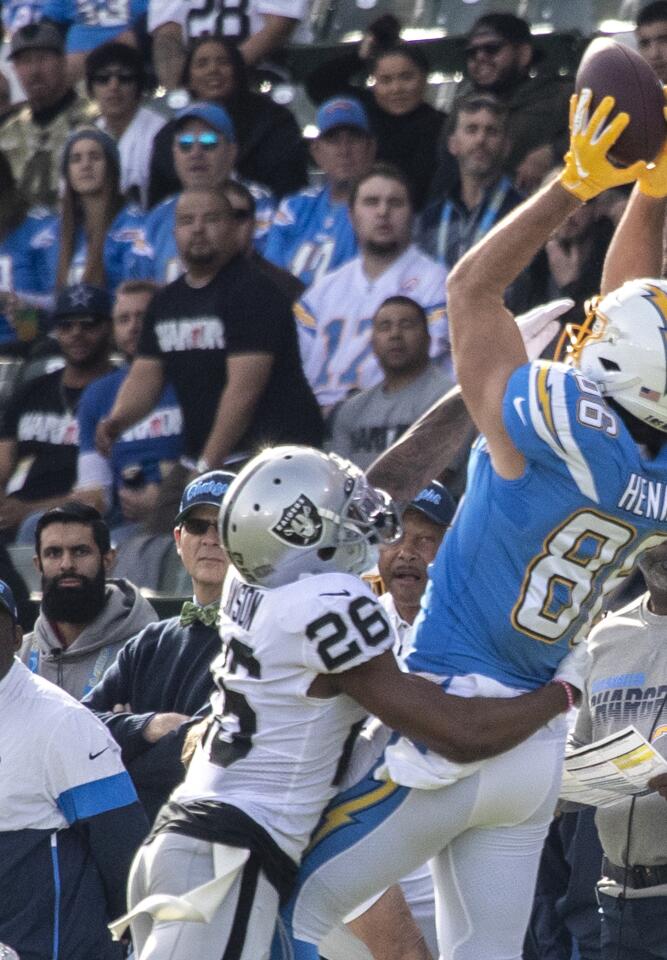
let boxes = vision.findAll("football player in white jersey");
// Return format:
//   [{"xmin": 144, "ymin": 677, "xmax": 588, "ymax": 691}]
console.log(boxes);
[
  {"xmin": 114, "ymin": 448, "xmax": 582, "ymax": 960},
  {"xmin": 295, "ymin": 164, "xmax": 449, "ymax": 411}
]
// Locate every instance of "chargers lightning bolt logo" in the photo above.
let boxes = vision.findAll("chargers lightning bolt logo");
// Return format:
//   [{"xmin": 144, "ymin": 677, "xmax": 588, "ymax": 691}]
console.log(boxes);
[{"xmin": 642, "ymin": 283, "xmax": 667, "ymax": 394}]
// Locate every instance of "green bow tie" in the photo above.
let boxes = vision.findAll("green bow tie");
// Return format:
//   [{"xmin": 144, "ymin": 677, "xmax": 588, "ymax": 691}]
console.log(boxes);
[{"xmin": 180, "ymin": 601, "xmax": 219, "ymax": 629}]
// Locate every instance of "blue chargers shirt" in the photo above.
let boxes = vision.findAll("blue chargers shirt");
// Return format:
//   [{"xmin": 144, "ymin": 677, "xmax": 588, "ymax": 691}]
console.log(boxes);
[
  {"xmin": 41, "ymin": 0, "xmax": 149, "ymax": 52},
  {"xmin": 263, "ymin": 185, "xmax": 358, "ymax": 287},
  {"xmin": 0, "ymin": 208, "xmax": 54, "ymax": 341},
  {"xmin": 12, "ymin": 203, "xmax": 144, "ymax": 298},
  {"xmin": 129, "ymin": 185, "xmax": 275, "ymax": 284},
  {"xmin": 408, "ymin": 360, "xmax": 667, "ymax": 690},
  {"xmin": 78, "ymin": 365, "xmax": 183, "ymax": 488}
]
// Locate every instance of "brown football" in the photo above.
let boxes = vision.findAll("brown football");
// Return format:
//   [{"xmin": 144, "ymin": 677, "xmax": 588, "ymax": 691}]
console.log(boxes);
[{"xmin": 575, "ymin": 37, "xmax": 666, "ymax": 165}]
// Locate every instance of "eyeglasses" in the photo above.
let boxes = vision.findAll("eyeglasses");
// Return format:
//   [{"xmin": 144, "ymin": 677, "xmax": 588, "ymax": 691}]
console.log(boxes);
[
  {"xmin": 177, "ymin": 132, "xmax": 220, "ymax": 152},
  {"xmin": 181, "ymin": 517, "xmax": 219, "ymax": 536},
  {"xmin": 56, "ymin": 316, "xmax": 105, "ymax": 331},
  {"xmin": 464, "ymin": 40, "xmax": 508, "ymax": 60},
  {"xmin": 229, "ymin": 207, "xmax": 254, "ymax": 221},
  {"xmin": 92, "ymin": 71, "xmax": 138, "ymax": 85}
]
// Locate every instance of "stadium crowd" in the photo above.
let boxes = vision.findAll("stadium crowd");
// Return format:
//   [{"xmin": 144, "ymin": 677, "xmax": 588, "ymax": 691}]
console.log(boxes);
[{"xmin": 1, "ymin": 1, "xmax": 667, "ymax": 959}]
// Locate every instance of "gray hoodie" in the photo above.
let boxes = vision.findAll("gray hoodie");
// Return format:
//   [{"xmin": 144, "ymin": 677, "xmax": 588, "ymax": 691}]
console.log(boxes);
[{"xmin": 19, "ymin": 578, "xmax": 157, "ymax": 700}]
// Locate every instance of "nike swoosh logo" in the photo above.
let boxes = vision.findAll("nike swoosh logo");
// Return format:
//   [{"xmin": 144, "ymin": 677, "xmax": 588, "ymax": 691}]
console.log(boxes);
[
  {"xmin": 89, "ymin": 747, "xmax": 109, "ymax": 760},
  {"xmin": 513, "ymin": 396, "xmax": 527, "ymax": 425},
  {"xmin": 319, "ymin": 590, "xmax": 351, "ymax": 597}
]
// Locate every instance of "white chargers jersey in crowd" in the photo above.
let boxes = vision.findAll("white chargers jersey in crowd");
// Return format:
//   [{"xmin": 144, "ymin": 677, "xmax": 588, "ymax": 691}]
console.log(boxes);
[
  {"xmin": 148, "ymin": 0, "xmax": 311, "ymax": 46},
  {"xmin": 295, "ymin": 244, "xmax": 448, "ymax": 407},
  {"xmin": 173, "ymin": 568, "xmax": 395, "ymax": 863}
]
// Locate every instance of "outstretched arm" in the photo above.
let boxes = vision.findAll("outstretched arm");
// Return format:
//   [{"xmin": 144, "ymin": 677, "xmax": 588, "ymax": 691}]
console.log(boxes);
[{"xmin": 335, "ymin": 651, "xmax": 570, "ymax": 764}]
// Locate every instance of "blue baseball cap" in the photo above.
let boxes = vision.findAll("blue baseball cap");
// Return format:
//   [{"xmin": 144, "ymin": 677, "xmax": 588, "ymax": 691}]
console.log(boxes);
[
  {"xmin": 52, "ymin": 284, "xmax": 112, "ymax": 324},
  {"xmin": 175, "ymin": 470, "xmax": 236, "ymax": 524},
  {"xmin": 407, "ymin": 481, "xmax": 456, "ymax": 528},
  {"xmin": 0, "ymin": 580, "xmax": 18, "ymax": 624},
  {"xmin": 316, "ymin": 97, "xmax": 370, "ymax": 136},
  {"xmin": 174, "ymin": 101, "xmax": 236, "ymax": 143}
]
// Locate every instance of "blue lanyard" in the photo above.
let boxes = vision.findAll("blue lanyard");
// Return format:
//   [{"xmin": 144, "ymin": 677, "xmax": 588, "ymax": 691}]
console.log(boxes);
[{"xmin": 437, "ymin": 176, "xmax": 513, "ymax": 268}]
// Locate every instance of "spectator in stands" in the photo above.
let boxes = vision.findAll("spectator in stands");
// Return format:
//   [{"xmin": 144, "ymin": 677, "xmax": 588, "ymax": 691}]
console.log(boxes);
[
  {"xmin": 296, "ymin": 163, "xmax": 448, "ymax": 412},
  {"xmin": 0, "ymin": 284, "xmax": 115, "ymax": 538},
  {"xmin": 432, "ymin": 13, "xmax": 572, "ymax": 198},
  {"xmin": 84, "ymin": 471, "xmax": 232, "ymax": 823},
  {"xmin": 420, "ymin": 94, "xmax": 516, "ymax": 268},
  {"xmin": 97, "ymin": 188, "xmax": 323, "ymax": 517},
  {"xmin": 20, "ymin": 502, "xmax": 156, "ymax": 699},
  {"xmin": 420, "ymin": 93, "xmax": 545, "ymax": 313},
  {"xmin": 0, "ymin": 22, "xmax": 98, "ymax": 207},
  {"xmin": 223, "ymin": 179, "xmax": 305, "ymax": 302},
  {"xmin": 76, "ymin": 280, "xmax": 183, "ymax": 536},
  {"xmin": 307, "ymin": 31, "xmax": 446, "ymax": 211},
  {"xmin": 88, "ymin": 41, "xmax": 165, "ymax": 209},
  {"xmin": 11, "ymin": 128, "xmax": 144, "ymax": 309},
  {"xmin": 571, "ymin": 539, "xmax": 667, "ymax": 958},
  {"xmin": 328, "ymin": 296, "xmax": 453, "ymax": 469},
  {"xmin": 0, "ymin": 576, "xmax": 149, "ymax": 960},
  {"xmin": 147, "ymin": 36, "xmax": 308, "ymax": 207},
  {"xmin": 41, "ymin": 0, "xmax": 145, "ymax": 83},
  {"xmin": 129, "ymin": 101, "xmax": 274, "ymax": 285},
  {"xmin": 545, "ymin": 195, "xmax": 614, "ymax": 323},
  {"xmin": 149, "ymin": 0, "xmax": 311, "ymax": 90},
  {"xmin": 636, "ymin": 1, "xmax": 667, "ymax": 83},
  {"xmin": 263, "ymin": 96, "xmax": 376, "ymax": 287}
]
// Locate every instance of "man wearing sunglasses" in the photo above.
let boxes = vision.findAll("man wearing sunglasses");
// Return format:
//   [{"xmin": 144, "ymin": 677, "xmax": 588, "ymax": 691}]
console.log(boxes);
[
  {"xmin": 83, "ymin": 470, "xmax": 234, "ymax": 823},
  {"xmin": 433, "ymin": 13, "xmax": 571, "ymax": 197},
  {"xmin": 0, "ymin": 283, "xmax": 115, "ymax": 542},
  {"xmin": 88, "ymin": 42, "xmax": 166, "ymax": 209},
  {"xmin": 129, "ymin": 101, "xmax": 275, "ymax": 284}
]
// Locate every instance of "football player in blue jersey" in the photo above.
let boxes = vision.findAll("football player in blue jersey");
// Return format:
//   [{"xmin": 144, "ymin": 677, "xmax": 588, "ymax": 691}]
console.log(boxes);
[
  {"xmin": 263, "ymin": 97, "xmax": 376, "ymax": 287},
  {"xmin": 276, "ymin": 93, "xmax": 667, "ymax": 960},
  {"xmin": 127, "ymin": 102, "xmax": 275, "ymax": 285}
]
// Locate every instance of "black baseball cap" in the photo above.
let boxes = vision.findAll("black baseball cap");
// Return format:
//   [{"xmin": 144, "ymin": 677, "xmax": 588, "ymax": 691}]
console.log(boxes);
[
  {"xmin": 175, "ymin": 470, "xmax": 236, "ymax": 524},
  {"xmin": 52, "ymin": 284, "xmax": 112, "ymax": 325},
  {"xmin": 10, "ymin": 22, "xmax": 64, "ymax": 59},
  {"xmin": 406, "ymin": 481, "xmax": 456, "ymax": 527}
]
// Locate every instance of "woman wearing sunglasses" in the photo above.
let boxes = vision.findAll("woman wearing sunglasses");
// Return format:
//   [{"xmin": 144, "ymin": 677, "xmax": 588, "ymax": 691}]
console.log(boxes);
[
  {"xmin": 87, "ymin": 41, "xmax": 166, "ymax": 210},
  {"xmin": 147, "ymin": 35, "xmax": 308, "ymax": 209},
  {"xmin": 10, "ymin": 127, "xmax": 145, "ymax": 310}
]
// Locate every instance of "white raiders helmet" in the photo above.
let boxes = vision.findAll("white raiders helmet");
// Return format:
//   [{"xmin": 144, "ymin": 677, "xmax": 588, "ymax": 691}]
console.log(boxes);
[
  {"xmin": 219, "ymin": 446, "xmax": 401, "ymax": 588},
  {"xmin": 557, "ymin": 278, "xmax": 667, "ymax": 432}
]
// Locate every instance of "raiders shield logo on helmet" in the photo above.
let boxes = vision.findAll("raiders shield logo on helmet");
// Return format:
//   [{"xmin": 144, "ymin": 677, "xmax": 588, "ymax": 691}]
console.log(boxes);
[{"xmin": 271, "ymin": 494, "xmax": 323, "ymax": 547}]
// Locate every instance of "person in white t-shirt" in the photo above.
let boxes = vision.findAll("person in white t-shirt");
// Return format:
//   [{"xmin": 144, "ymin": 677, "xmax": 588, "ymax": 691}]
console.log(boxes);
[
  {"xmin": 87, "ymin": 42, "xmax": 166, "ymax": 209},
  {"xmin": 295, "ymin": 164, "xmax": 448, "ymax": 413}
]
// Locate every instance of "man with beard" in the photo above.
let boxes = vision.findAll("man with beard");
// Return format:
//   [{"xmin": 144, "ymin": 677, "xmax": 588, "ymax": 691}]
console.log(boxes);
[
  {"xmin": 432, "ymin": 13, "xmax": 572, "ymax": 197},
  {"xmin": 19, "ymin": 501, "xmax": 157, "ymax": 700},
  {"xmin": 96, "ymin": 188, "xmax": 322, "ymax": 500},
  {"xmin": 0, "ymin": 283, "xmax": 116, "ymax": 542},
  {"xmin": 295, "ymin": 164, "xmax": 448, "ymax": 413}
]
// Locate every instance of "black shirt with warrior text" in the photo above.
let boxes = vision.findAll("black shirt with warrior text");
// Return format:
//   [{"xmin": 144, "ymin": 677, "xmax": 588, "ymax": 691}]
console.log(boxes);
[
  {"xmin": 0, "ymin": 369, "xmax": 83, "ymax": 500},
  {"xmin": 138, "ymin": 255, "xmax": 323, "ymax": 458}
]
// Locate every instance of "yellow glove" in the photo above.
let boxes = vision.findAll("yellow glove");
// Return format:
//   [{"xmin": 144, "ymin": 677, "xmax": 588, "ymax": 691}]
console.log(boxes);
[
  {"xmin": 560, "ymin": 90, "xmax": 646, "ymax": 202},
  {"xmin": 638, "ymin": 92, "xmax": 667, "ymax": 197}
]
